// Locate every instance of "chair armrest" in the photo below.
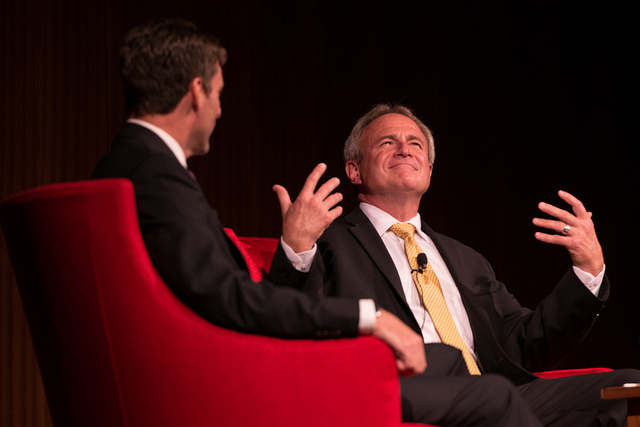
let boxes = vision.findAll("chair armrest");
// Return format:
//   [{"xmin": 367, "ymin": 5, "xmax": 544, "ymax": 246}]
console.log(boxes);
[
  {"xmin": 203, "ymin": 329, "xmax": 404, "ymax": 426},
  {"xmin": 535, "ymin": 367, "xmax": 613, "ymax": 379}
]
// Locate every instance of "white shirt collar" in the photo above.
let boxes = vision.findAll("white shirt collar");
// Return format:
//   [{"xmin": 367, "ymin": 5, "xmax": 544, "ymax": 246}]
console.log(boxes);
[
  {"xmin": 127, "ymin": 118, "xmax": 188, "ymax": 168},
  {"xmin": 359, "ymin": 202, "xmax": 422, "ymax": 237}
]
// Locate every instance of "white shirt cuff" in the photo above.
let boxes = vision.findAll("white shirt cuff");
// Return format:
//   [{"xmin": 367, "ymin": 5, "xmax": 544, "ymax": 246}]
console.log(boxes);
[
  {"xmin": 573, "ymin": 264, "xmax": 605, "ymax": 296},
  {"xmin": 358, "ymin": 299, "xmax": 377, "ymax": 334},
  {"xmin": 281, "ymin": 237, "xmax": 316, "ymax": 272}
]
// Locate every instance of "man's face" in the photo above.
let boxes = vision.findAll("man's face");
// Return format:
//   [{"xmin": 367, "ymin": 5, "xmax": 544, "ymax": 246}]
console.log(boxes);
[
  {"xmin": 346, "ymin": 113, "xmax": 433, "ymax": 199},
  {"xmin": 189, "ymin": 65, "xmax": 224, "ymax": 157}
]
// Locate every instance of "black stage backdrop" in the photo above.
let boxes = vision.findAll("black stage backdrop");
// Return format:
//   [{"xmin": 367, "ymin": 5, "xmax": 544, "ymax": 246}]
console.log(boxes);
[{"xmin": 1, "ymin": 1, "xmax": 638, "ymax": 425}]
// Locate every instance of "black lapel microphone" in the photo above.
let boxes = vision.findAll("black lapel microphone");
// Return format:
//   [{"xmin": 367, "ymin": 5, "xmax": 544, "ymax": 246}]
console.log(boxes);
[{"xmin": 412, "ymin": 253, "xmax": 428, "ymax": 273}]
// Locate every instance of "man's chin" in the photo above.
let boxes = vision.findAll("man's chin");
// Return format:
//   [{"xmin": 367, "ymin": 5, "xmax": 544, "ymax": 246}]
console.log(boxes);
[
  {"xmin": 396, "ymin": 178, "xmax": 430, "ymax": 194},
  {"xmin": 191, "ymin": 144, "xmax": 210, "ymax": 158}
]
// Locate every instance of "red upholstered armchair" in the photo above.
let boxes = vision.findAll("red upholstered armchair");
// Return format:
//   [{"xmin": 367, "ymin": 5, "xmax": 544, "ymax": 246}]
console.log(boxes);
[
  {"xmin": 0, "ymin": 179, "xmax": 429, "ymax": 427},
  {"xmin": 0, "ymin": 179, "xmax": 610, "ymax": 427}
]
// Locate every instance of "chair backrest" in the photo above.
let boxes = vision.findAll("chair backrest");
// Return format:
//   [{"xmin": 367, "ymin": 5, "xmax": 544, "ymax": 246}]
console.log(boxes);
[
  {"xmin": 223, "ymin": 227, "xmax": 278, "ymax": 280},
  {"xmin": 2, "ymin": 179, "xmax": 143, "ymax": 425},
  {"xmin": 1, "ymin": 179, "xmax": 407, "ymax": 427}
]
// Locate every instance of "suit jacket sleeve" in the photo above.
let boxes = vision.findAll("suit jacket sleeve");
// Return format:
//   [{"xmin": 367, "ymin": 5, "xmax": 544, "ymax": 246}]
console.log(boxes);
[
  {"xmin": 269, "ymin": 243, "xmax": 324, "ymax": 294},
  {"xmin": 476, "ymin": 263, "xmax": 609, "ymax": 372},
  {"xmin": 93, "ymin": 126, "xmax": 359, "ymax": 340}
]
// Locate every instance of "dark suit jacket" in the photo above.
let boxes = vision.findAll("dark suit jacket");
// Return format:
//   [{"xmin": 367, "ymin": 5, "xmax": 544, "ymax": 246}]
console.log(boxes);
[
  {"xmin": 92, "ymin": 122, "xmax": 359, "ymax": 339},
  {"xmin": 270, "ymin": 206, "xmax": 608, "ymax": 385}
]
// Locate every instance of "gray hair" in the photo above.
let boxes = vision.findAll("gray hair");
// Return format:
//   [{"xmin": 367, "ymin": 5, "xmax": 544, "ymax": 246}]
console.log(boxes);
[{"xmin": 344, "ymin": 104, "xmax": 435, "ymax": 165}]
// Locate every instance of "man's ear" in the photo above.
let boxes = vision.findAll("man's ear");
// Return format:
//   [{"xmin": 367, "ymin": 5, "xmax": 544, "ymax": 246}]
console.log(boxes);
[
  {"xmin": 188, "ymin": 77, "xmax": 204, "ymax": 111},
  {"xmin": 345, "ymin": 160, "xmax": 362, "ymax": 185}
]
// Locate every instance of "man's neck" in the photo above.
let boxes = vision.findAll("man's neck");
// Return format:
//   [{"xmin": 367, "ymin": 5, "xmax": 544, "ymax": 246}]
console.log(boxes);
[
  {"xmin": 133, "ymin": 113, "xmax": 191, "ymax": 158},
  {"xmin": 358, "ymin": 193, "xmax": 421, "ymax": 222}
]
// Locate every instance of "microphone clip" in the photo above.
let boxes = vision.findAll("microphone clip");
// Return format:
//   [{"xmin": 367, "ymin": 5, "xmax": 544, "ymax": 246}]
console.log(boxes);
[{"xmin": 412, "ymin": 253, "xmax": 428, "ymax": 273}]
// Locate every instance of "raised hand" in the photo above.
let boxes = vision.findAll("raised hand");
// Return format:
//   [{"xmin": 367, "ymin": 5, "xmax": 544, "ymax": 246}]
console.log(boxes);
[
  {"xmin": 272, "ymin": 163, "xmax": 343, "ymax": 253},
  {"xmin": 532, "ymin": 190, "xmax": 604, "ymax": 276}
]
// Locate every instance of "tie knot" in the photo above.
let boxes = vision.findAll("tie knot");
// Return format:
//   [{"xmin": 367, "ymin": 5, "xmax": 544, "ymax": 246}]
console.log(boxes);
[{"xmin": 389, "ymin": 223, "xmax": 416, "ymax": 241}]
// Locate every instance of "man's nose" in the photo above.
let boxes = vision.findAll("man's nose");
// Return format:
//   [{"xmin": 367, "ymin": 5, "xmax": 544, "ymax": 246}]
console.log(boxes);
[{"xmin": 395, "ymin": 141, "xmax": 411, "ymax": 156}]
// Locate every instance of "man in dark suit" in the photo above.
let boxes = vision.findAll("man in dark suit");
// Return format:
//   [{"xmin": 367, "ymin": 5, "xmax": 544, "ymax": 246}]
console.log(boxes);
[
  {"xmin": 92, "ymin": 19, "xmax": 427, "ymax": 375},
  {"xmin": 269, "ymin": 103, "xmax": 640, "ymax": 426}
]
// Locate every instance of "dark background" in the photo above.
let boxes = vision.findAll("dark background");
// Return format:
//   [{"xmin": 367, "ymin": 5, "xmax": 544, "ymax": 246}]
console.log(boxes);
[{"xmin": 1, "ymin": 1, "xmax": 637, "ymax": 425}]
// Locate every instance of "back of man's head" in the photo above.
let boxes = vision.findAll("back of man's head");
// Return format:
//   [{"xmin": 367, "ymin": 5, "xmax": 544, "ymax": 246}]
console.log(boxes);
[{"xmin": 120, "ymin": 18, "xmax": 227, "ymax": 117}]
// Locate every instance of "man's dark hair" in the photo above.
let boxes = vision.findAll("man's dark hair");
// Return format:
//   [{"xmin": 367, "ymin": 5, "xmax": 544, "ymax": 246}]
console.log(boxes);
[{"xmin": 120, "ymin": 18, "xmax": 227, "ymax": 116}]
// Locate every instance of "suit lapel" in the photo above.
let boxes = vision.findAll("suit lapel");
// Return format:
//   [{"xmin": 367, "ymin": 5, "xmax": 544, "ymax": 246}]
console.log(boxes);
[
  {"xmin": 345, "ymin": 208, "xmax": 407, "ymax": 303},
  {"xmin": 421, "ymin": 222, "xmax": 467, "ymax": 288},
  {"xmin": 420, "ymin": 222, "xmax": 487, "ymax": 361}
]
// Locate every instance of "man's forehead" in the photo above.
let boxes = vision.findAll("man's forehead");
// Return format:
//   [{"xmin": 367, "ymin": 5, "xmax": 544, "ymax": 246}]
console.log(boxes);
[{"xmin": 362, "ymin": 113, "xmax": 425, "ymax": 142}]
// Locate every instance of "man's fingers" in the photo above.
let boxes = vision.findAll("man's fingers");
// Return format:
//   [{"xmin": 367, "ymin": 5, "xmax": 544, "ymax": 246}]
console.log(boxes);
[
  {"xmin": 537, "ymin": 202, "xmax": 573, "ymax": 225},
  {"xmin": 297, "ymin": 163, "xmax": 342, "ymax": 204},
  {"xmin": 395, "ymin": 352, "xmax": 426, "ymax": 377},
  {"xmin": 328, "ymin": 205, "xmax": 343, "ymax": 223},
  {"xmin": 323, "ymin": 191, "xmax": 344, "ymax": 210},
  {"xmin": 315, "ymin": 176, "xmax": 341, "ymax": 201},
  {"xmin": 272, "ymin": 184, "xmax": 292, "ymax": 215},
  {"xmin": 532, "ymin": 217, "xmax": 568, "ymax": 234},
  {"xmin": 396, "ymin": 361, "xmax": 413, "ymax": 376},
  {"xmin": 538, "ymin": 191, "xmax": 591, "ymax": 226},
  {"xmin": 300, "ymin": 163, "xmax": 328, "ymax": 195},
  {"xmin": 535, "ymin": 190, "xmax": 595, "ymax": 238},
  {"xmin": 534, "ymin": 190, "xmax": 604, "ymax": 275},
  {"xmin": 533, "ymin": 231, "xmax": 565, "ymax": 247},
  {"xmin": 373, "ymin": 309, "xmax": 426, "ymax": 376},
  {"xmin": 558, "ymin": 190, "xmax": 589, "ymax": 217},
  {"xmin": 556, "ymin": 189, "xmax": 591, "ymax": 219}
]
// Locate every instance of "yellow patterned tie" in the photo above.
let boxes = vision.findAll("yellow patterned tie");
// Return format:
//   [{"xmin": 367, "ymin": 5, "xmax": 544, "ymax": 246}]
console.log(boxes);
[{"xmin": 389, "ymin": 223, "xmax": 481, "ymax": 375}]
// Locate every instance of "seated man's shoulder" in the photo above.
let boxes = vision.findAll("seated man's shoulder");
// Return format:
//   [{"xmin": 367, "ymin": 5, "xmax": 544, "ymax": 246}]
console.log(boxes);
[{"xmin": 427, "ymin": 226, "xmax": 488, "ymax": 262}]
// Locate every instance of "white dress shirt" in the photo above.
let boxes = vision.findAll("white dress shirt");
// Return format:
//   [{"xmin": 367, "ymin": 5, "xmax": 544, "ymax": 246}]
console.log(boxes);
[{"xmin": 360, "ymin": 203, "xmax": 477, "ymax": 352}]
